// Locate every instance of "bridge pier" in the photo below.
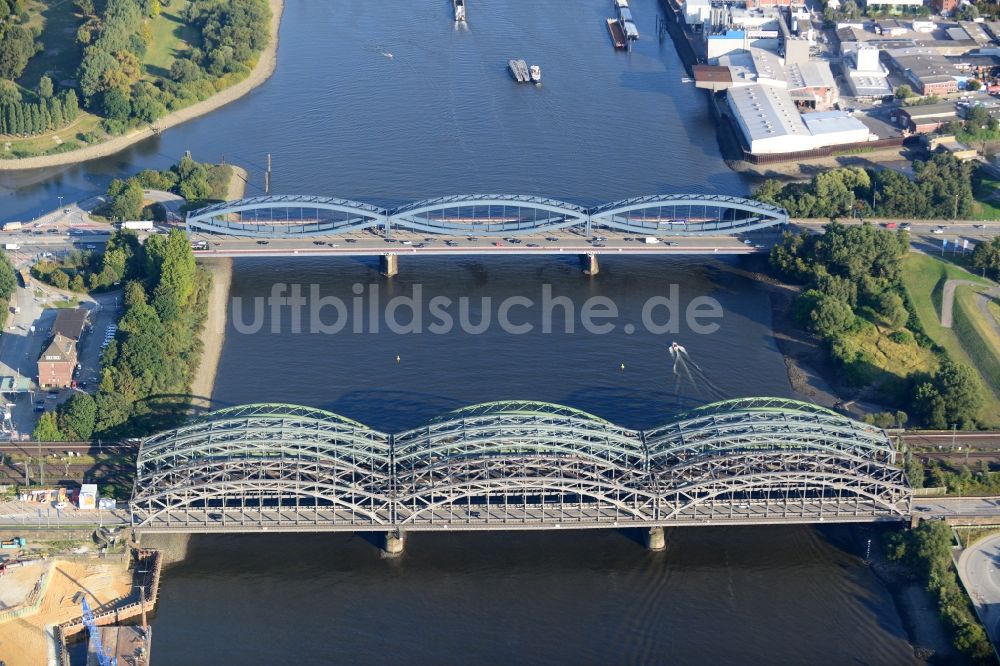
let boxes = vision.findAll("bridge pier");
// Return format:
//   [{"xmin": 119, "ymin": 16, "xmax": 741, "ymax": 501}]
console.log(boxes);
[
  {"xmin": 384, "ymin": 529, "xmax": 405, "ymax": 556},
  {"xmin": 581, "ymin": 253, "xmax": 599, "ymax": 276},
  {"xmin": 645, "ymin": 526, "xmax": 666, "ymax": 551},
  {"xmin": 380, "ymin": 253, "xmax": 398, "ymax": 278}
]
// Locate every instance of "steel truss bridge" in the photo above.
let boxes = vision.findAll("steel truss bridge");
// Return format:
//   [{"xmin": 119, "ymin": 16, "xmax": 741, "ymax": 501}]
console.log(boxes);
[
  {"xmin": 185, "ymin": 194, "xmax": 788, "ymax": 239},
  {"xmin": 131, "ymin": 397, "xmax": 911, "ymax": 534}
]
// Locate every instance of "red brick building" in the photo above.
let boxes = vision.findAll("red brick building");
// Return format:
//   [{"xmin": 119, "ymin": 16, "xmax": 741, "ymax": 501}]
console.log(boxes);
[{"xmin": 37, "ymin": 333, "xmax": 77, "ymax": 388}]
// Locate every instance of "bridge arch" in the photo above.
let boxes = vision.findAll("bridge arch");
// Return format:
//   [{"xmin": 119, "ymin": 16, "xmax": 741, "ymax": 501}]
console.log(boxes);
[
  {"xmin": 388, "ymin": 195, "xmax": 589, "ymax": 236},
  {"xmin": 186, "ymin": 195, "xmax": 388, "ymax": 238},
  {"xmin": 588, "ymin": 194, "xmax": 788, "ymax": 236}
]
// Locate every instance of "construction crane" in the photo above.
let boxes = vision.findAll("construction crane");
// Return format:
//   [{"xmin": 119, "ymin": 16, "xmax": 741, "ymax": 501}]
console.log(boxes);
[{"xmin": 81, "ymin": 596, "xmax": 117, "ymax": 666}]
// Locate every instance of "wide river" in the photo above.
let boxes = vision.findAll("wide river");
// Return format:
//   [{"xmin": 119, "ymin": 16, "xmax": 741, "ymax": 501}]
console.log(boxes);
[{"xmin": 12, "ymin": 0, "xmax": 924, "ymax": 662}]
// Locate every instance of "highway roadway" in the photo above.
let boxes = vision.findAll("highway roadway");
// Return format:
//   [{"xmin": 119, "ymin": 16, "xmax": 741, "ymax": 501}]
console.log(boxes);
[{"xmin": 958, "ymin": 532, "xmax": 1000, "ymax": 651}]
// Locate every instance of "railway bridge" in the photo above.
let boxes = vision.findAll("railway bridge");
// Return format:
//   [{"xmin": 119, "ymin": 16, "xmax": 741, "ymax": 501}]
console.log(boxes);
[
  {"xmin": 130, "ymin": 397, "xmax": 911, "ymax": 553},
  {"xmin": 185, "ymin": 194, "xmax": 789, "ymax": 275}
]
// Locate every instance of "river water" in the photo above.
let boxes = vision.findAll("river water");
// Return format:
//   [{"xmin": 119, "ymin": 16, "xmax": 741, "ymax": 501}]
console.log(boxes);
[{"xmin": 8, "ymin": 0, "xmax": 926, "ymax": 662}]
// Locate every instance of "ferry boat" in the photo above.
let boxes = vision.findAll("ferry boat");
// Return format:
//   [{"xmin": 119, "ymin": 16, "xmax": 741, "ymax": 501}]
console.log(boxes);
[
  {"xmin": 453, "ymin": 0, "xmax": 466, "ymax": 22},
  {"xmin": 529, "ymin": 65, "xmax": 541, "ymax": 83}
]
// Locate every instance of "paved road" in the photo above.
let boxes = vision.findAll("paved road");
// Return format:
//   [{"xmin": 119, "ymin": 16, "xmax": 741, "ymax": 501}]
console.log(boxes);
[
  {"xmin": 913, "ymin": 497, "xmax": 1000, "ymax": 517},
  {"xmin": 958, "ymin": 533, "xmax": 1000, "ymax": 650}
]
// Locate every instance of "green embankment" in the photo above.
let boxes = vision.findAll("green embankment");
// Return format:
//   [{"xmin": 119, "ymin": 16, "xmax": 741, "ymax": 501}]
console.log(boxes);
[
  {"xmin": 901, "ymin": 253, "xmax": 1000, "ymax": 422},
  {"xmin": 952, "ymin": 286, "xmax": 1000, "ymax": 405}
]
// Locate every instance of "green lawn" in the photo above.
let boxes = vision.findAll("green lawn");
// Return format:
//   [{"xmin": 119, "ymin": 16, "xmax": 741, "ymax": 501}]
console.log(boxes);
[
  {"xmin": 953, "ymin": 285, "xmax": 1000, "ymax": 418},
  {"xmin": 901, "ymin": 253, "xmax": 1000, "ymax": 423},
  {"xmin": 972, "ymin": 172, "xmax": 1000, "ymax": 221},
  {"xmin": 142, "ymin": 0, "xmax": 196, "ymax": 79},
  {"xmin": 17, "ymin": 0, "xmax": 85, "ymax": 90}
]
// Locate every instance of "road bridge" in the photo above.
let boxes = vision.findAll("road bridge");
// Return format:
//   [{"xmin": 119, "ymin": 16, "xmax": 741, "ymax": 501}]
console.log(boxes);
[
  {"xmin": 185, "ymin": 194, "xmax": 788, "ymax": 275},
  {"xmin": 130, "ymin": 397, "xmax": 911, "ymax": 552}
]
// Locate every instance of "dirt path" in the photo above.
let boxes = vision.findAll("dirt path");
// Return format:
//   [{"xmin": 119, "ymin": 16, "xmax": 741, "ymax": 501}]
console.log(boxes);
[
  {"xmin": 0, "ymin": 0, "xmax": 284, "ymax": 172},
  {"xmin": 941, "ymin": 279, "xmax": 1000, "ymax": 328}
]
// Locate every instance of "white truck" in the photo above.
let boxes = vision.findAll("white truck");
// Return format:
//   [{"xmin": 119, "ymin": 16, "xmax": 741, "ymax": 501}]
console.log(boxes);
[
  {"xmin": 643, "ymin": 237, "xmax": 660, "ymax": 245},
  {"xmin": 121, "ymin": 220, "xmax": 154, "ymax": 231},
  {"xmin": 3, "ymin": 243, "xmax": 19, "ymax": 250},
  {"xmin": 2, "ymin": 221, "xmax": 22, "ymax": 232}
]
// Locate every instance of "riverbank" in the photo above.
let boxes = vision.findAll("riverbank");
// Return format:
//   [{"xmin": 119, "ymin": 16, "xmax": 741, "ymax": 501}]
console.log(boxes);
[
  {"xmin": 0, "ymin": 0, "xmax": 284, "ymax": 172},
  {"xmin": 188, "ymin": 166, "xmax": 244, "ymax": 409}
]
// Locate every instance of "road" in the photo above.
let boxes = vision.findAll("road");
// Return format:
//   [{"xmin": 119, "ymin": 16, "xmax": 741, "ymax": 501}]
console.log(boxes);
[
  {"xmin": 913, "ymin": 497, "xmax": 1000, "ymax": 517},
  {"xmin": 957, "ymin": 533, "xmax": 1000, "ymax": 651}
]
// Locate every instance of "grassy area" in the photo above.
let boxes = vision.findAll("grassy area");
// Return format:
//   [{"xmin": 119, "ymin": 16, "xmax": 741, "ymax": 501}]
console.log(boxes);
[
  {"xmin": 901, "ymin": 253, "xmax": 1000, "ymax": 421},
  {"xmin": 840, "ymin": 323, "xmax": 938, "ymax": 387},
  {"xmin": 953, "ymin": 285, "xmax": 1000, "ymax": 416},
  {"xmin": 142, "ymin": 0, "xmax": 196, "ymax": 78},
  {"xmin": 51, "ymin": 299, "xmax": 80, "ymax": 308},
  {"xmin": 989, "ymin": 297, "xmax": 1000, "ymax": 327},
  {"xmin": 971, "ymin": 172, "xmax": 1000, "ymax": 221},
  {"xmin": 16, "ymin": 0, "xmax": 85, "ymax": 90},
  {"xmin": 1, "ymin": 113, "xmax": 104, "ymax": 158}
]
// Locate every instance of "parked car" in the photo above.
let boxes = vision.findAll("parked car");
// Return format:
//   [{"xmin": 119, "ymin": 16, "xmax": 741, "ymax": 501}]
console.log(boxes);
[{"xmin": 931, "ymin": 228, "xmax": 945, "ymax": 234}]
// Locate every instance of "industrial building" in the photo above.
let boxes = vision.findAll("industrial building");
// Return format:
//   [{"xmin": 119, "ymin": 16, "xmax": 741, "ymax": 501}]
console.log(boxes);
[
  {"xmin": 886, "ymin": 48, "xmax": 959, "ymax": 95},
  {"xmin": 896, "ymin": 102, "xmax": 960, "ymax": 133},
  {"xmin": 844, "ymin": 47, "xmax": 893, "ymax": 99},
  {"xmin": 727, "ymin": 85, "xmax": 873, "ymax": 154},
  {"xmin": 727, "ymin": 85, "xmax": 812, "ymax": 154}
]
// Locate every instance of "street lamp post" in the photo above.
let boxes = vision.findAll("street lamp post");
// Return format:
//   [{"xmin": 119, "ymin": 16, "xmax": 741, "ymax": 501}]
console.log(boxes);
[{"xmin": 57, "ymin": 196, "xmax": 63, "ymax": 212}]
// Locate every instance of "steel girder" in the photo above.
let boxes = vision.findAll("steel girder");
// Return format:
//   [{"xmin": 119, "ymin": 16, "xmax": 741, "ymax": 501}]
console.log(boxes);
[
  {"xmin": 130, "ymin": 398, "xmax": 912, "ymax": 530},
  {"xmin": 183, "ymin": 194, "xmax": 788, "ymax": 239}
]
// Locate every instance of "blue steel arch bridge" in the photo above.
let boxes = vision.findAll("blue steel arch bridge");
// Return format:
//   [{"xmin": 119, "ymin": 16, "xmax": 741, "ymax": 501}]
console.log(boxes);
[
  {"xmin": 185, "ymin": 194, "xmax": 788, "ymax": 239},
  {"xmin": 130, "ymin": 397, "xmax": 911, "ymax": 534}
]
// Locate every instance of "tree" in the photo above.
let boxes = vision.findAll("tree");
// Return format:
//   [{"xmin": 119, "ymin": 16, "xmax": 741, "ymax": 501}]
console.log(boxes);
[
  {"xmin": 935, "ymin": 361, "xmax": 984, "ymax": 428},
  {"xmin": 875, "ymin": 291, "xmax": 908, "ymax": 329},
  {"xmin": 809, "ymin": 295, "xmax": 855, "ymax": 338},
  {"xmin": 971, "ymin": 236, "xmax": 1000, "ymax": 279},
  {"xmin": 108, "ymin": 177, "xmax": 144, "ymax": 220},
  {"xmin": 102, "ymin": 87, "xmax": 131, "ymax": 122},
  {"xmin": 0, "ymin": 79, "xmax": 20, "ymax": 105},
  {"xmin": 895, "ymin": 84, "xmax": 912, "ymax": 100},
  {"xmin": 32, "ymin": 411, "xmax": 64, "ymax": 441},
  {"xmin": 0, "ymin": 25, "xmax": 36, "ymax": 79},
  {"xmin": 966, "ymin": 79, "xmax": 982, "ymax": 92},
  {"xmin": 38, "ymin": 75, "xmax": 53, "ymax": 99},
  {"xmin": 58, "ymin": 393, "xmax": 97, "ymax": 439}
]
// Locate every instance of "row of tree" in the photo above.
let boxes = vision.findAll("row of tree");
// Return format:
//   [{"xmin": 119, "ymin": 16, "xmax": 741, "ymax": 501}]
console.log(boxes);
[
  {"xmin": 770, "ymin": 222, "xmax": 987, "ymax": 428},
  {"xmin": 754, "ymin": 154, "xmax": 977, "ymax": 220},
  {"xmin": 0, "ymin": 85, "xmax": 79, "ymax": 136},
  {"xmin": 105, "ymin": 155, "xmax": 232, "ymax": 220},
  {"xmin": 34, "ymin": 227, "xmax": 208, "ymax": 440}
]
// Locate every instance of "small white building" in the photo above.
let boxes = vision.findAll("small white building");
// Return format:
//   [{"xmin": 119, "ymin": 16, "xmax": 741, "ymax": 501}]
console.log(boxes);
[
  {"xmin": 802, "ymin": 111, "xmax": 872, "ymax": 146},
  {"xmin": 685, "ymin": 0, "xmax": 712, "ymax": 25}
]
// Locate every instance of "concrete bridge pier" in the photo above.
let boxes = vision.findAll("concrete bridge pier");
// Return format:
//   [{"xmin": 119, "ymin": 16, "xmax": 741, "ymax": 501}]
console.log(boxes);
[
  {"xmin": 380, "ymin": 253, "xmax": 398, "ymax": 277},
  {"xmin": 645, "ymin": 526, "xmax": 666, "ymax": 551},
  {"xmin": 384, "ymin": 529, "xmax": 405, "ymax": 556},
  {"xmin": 581, "ymin": 253, "xmax": 599, "ymax": 276}
]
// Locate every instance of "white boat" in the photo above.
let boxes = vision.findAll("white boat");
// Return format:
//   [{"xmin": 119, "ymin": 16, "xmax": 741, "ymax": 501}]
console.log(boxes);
[
  {"xmin": 453, "ymin": 0, "xmax": 466, "ymax": 22},
  {"xmin": 669, "ymin": 341, "xmax": 687, "ymax": 357},
  {"xmin": 529, "ymin": 65, "xmax": 541, "ymax": 83}
]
